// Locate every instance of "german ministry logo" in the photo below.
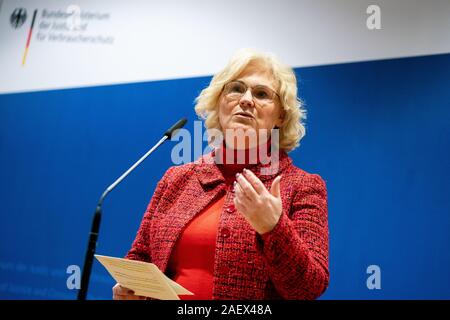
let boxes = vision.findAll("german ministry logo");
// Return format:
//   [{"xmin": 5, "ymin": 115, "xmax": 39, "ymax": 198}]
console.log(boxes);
[{"xmin": 10, "ymin": 8, "xmax": 27, "ymax": 28}]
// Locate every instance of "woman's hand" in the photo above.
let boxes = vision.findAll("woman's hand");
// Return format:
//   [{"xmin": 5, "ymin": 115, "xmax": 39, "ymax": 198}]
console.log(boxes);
[
  {"xmin": 233, "ymin": 168, "xmax": 282, "ymax": 235},
  {"xmin": 112, "ymin": 283, "xmax": 146, "ymax": 300}
]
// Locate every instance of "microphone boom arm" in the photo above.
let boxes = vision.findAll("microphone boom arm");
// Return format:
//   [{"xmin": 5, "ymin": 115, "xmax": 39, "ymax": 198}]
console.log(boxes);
[{"xmin": 77, "ymin": 118, "xmax": 186, "ymax": 300}]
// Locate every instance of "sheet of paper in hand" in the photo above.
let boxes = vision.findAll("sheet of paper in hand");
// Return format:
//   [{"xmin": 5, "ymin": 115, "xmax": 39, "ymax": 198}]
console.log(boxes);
[{"xmin": 95, "ymin": 254, "xmax": 194, "ymax": 300}]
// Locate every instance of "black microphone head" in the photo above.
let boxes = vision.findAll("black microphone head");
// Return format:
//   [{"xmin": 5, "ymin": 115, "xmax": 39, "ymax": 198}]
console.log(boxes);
[{"xmin": 164, "ymin": 118, "xmax": 187, "ymax": 139}]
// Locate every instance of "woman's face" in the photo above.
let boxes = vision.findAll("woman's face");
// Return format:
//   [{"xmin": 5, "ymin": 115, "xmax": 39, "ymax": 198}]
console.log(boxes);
[{"xmin": 218, "ymin": 63, "xmax": 284, "ymax": 149}]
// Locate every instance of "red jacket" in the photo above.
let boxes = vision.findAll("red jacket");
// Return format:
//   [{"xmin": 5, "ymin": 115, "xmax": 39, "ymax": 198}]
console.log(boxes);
[{"xmin": 126, "ymin": 149, "xmax": 329, "ymax": 300}]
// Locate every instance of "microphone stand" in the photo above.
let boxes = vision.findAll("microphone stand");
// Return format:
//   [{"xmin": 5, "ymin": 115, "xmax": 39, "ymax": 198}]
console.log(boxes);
[{"xmin": 77, "ymin": 118, "xmax": 187, "ymax": 300}]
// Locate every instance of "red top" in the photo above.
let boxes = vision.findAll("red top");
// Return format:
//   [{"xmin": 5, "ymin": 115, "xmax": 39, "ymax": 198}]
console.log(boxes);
[{"xmin": 167, "ymin": 194, "xmax": 226, "ymax": 300}]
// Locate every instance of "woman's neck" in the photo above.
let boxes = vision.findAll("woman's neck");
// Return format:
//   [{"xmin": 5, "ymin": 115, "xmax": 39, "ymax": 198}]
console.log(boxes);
[{"xmin": 215, "ymin": 138, "xmax": 272, "ymax": 183}]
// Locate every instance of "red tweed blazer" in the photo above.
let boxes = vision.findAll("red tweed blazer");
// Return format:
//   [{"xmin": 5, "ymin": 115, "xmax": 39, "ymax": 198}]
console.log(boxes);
[{"xmin": 126, "ymin": 150, "xmax": 329, "ymax": 300}]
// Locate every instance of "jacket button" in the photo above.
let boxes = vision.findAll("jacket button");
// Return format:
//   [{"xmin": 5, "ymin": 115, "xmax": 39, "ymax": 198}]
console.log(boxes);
[
  {"xmin": 221, "ymin": 228, "xmax": 230, "ymax": 238},
  {"xmin": 225, "ymin": 204, "xmax": 235, "ymax": 213}
]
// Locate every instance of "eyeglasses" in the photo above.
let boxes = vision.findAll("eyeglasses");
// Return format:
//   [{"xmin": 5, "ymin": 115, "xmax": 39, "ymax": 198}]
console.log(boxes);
[{"xmin": 222, "ymin": 80, "xmax": 280, "ymax": 106}]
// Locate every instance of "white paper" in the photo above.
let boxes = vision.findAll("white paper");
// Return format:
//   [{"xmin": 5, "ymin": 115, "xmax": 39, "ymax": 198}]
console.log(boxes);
[{"xmin": 95, "ymin": 254, "xmax": 194, "ymax": 300}]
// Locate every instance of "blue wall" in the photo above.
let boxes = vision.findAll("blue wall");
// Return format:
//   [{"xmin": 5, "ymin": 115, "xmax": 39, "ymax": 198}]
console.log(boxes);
[{"xmin": 1, "ymin": 53, "xmax": 449, "ymax": 299}]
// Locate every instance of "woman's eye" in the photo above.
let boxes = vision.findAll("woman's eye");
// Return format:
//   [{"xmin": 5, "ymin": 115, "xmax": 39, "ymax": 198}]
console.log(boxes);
[
  {"xmin": 230, "ymin": 84, "xmax": 245, "ymax": 93},
  {"xmin": 253, "ymin": 89, "xmax": 269, "ymax": 99}
]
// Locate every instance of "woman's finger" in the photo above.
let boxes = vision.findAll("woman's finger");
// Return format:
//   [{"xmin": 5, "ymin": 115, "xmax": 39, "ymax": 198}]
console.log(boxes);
[
  {"xmin": 234, "ymin": 180, "xmax": 252, "ymax": 202},
  {"xmin": 234, "ymin": 183, "xmax": 252, "ymax": 208},
  {"xmin": 242, "ymin": 168, "xmax": 267, "ymax": 195},
  {"xmin": 269, "ymin": 175, "xmax": 282, "ymax": 198},
  {"xmin": 233, "ymin": 196, "xmax": 249, "ymax": 214},
  {"xmin": 236, "ymin": 172, "xmax": 259, "ymax": 199},
  {"xmin": 114, "ymin": 284, "xmax": 134, "ymax": 295}
]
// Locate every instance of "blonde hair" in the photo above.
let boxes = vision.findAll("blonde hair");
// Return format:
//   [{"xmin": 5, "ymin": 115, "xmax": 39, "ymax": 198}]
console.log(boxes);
[{"xmin": 194, "ymin": 48, "xmax": 306, "ymax": 152}]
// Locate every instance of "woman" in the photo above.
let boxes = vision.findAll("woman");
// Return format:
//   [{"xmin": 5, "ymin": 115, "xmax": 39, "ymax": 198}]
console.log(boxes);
[{"xmin": 113, "ymin": 49, "xmax": 329, "ymax": 300}]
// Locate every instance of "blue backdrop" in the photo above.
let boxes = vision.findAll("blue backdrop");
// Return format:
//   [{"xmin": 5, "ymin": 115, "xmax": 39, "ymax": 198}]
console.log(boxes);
[{"xmin": 1, "ymin": 53, "xmax": 449, "ymax": 299}]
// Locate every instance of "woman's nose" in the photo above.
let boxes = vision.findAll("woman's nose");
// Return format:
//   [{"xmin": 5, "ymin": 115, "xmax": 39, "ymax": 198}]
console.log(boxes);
[{"xmin": 239, "ymin": 90, "xmax": 254, "ymax": 108}]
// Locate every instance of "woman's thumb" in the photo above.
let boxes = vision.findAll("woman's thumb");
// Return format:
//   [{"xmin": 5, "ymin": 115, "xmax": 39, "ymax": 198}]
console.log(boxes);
[{"xmin": 270, "ymin": 175, "xmax": 282, "ymax": 197}]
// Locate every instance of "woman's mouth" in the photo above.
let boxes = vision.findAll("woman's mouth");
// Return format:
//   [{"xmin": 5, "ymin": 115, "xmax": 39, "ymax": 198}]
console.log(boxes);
[{"xmin": 234, "ymin": 112, "xmax": 254, "ymax": 119}]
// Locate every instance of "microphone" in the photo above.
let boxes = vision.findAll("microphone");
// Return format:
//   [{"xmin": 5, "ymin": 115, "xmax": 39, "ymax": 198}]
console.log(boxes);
[
  {"xmin": 165, "ymin": 118, "xmax": 187, "ymax": 139},
  {"xmin": 77, "ymin": 117, "xmax": 187, "ymax": 300}
]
